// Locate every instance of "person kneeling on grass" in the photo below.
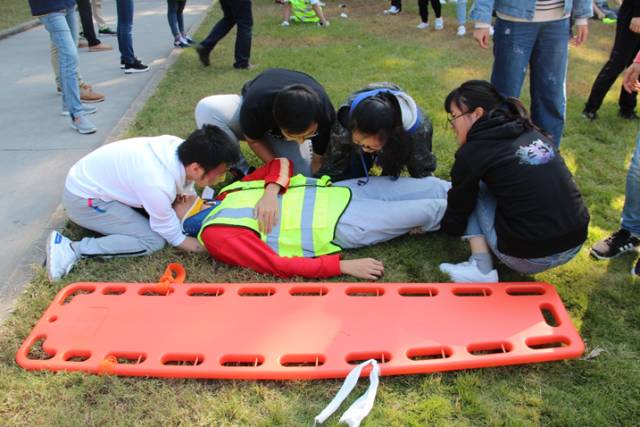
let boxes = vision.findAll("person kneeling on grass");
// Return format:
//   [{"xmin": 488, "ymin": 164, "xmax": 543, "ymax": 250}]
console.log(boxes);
[
  {"xmin": 175, "ymin": 157, "xmax": 450, "ymax": 279},
  {"xmin": 438, "ymin": 80, "xmax": 590, "ymax": 283},
  {"xmin": 316, "ymin": 82, "xmax": 436, "ymax": 183},
  {"xmin": 280, "ymin": 0, "xmax": 329, "ymax": 27},
  {"xmin": 46, "ymin": 125, "xmax": 240, "ymax": 281}
]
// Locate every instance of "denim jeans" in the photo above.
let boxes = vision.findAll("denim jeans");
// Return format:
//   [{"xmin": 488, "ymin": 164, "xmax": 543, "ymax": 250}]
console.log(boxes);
[
  {"xmin": 167, "ymin": 0, "xmax": 186, "ymax": 37},
  {"xmin": 621, "ymin": 133, "xmax": 640, "ymax": 235},
  {"xmin": 115, "ymin": 0, "xmax": 135, "ymax": 63},
  {"xmin": 464, "ymin": 183, "xmax": 581, "ymax": 274},
  {"xmin": 456, "ymin": 0, "xmax": 467, "ymax": 25},
  {"xmin": 39, "ymin": 8, "xmax": 84, "ymax": 119},
  {"xmin": 200, "ymin": 0, "xmax": 252, "ymax": 68},
  {"xmin": 491, "ymin": 17, "xmax": 570, "ymax": 147}
]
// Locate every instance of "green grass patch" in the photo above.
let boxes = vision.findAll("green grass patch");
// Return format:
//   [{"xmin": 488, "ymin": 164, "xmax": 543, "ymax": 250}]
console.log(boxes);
[
  {"xmin": 1, "ymin": 0, "xmax": 34, "ymax": 32},
  {"xmin": 2, "ymin": 0, "xmax": 639, "ymax": 425}
]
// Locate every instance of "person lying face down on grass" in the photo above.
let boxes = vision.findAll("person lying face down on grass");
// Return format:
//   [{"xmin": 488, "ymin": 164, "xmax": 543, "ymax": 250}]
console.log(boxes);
[
  {"xmin": 316, "ymin": 83, "xmax": 436, "ymax": 183},
  {"xmin": 46, "ymin": 125, "xmax": 240, "ymax": 281},
  {"xmin": 174, "ymin": 158, "xmax": 451, "ymax": 280},
  {"xmin": 438, "ymin": 80, "xmax": 590, "ymax": 283}
]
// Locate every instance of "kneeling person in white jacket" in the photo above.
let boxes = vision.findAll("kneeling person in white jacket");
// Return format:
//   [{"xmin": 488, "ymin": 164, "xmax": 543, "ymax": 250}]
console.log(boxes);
[{"xmin": 46, "ymin": 125, "xmax": 240, "ymax": 281}]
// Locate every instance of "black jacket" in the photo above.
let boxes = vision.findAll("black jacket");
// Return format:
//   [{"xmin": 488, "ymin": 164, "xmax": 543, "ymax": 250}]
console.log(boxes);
[
  {"xmin": 29, "ymin": 0, "xmax": 75, "ymax": 16},
  {"xmin": 441, "ymin": 116, "xmax": 590, "ymax": 258},
  {"xmin": 315, "ymin": 83, "xmax": 436, "ymax": 181}
]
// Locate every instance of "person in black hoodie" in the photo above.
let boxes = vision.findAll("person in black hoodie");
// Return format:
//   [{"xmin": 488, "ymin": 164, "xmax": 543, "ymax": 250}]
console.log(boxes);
[{"xmin": 438, "ymin": 80, "xmax": 590, "ymax": 282}]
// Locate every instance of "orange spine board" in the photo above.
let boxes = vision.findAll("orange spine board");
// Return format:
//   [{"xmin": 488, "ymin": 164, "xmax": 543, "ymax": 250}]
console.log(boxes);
[{"xmin": 16, "ymin": 281, "xmax": 584, "ymax": 380}]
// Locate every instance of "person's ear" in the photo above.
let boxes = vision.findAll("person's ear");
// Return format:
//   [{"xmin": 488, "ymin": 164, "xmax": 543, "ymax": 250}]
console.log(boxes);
[
  {"xmin": 185, "ymin": 162, "xmax": 204, "ymax": 179},
  {"xmin": 472, "ymin": 107, "xmax": 485, "ymax": 120}
]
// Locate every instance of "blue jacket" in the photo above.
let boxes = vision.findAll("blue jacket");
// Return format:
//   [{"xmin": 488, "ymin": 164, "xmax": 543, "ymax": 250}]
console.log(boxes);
[
  {"xmin": 28, "ymin": 0, "xmax": 75, "ymax": 17},
  {"xmin": 470, "ymin": 0, "xmax": 593, "ymax": 23}
]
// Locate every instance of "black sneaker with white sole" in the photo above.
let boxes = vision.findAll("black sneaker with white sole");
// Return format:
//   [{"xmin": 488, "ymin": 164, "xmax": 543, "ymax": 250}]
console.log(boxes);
[
  {"xmin": 591, "ymin": 228, "xmax": 640, "ymax": 259},
  {"xmin": 124, "ymin": 60, "xmax": 149, "ymax": 74}
]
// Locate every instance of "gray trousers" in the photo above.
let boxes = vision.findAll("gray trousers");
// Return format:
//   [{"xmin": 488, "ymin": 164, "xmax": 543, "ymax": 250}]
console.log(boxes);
[
  {"xmin": 63, "ymin": 188, "xmax": 166, "ymax": 258},
  {"xmin": 195, "ymin": 94, "xmax": 314, "ymax": 176},
  {"xmin": 333, "ymin": 176, "xmax": 451, "ymax": 249}
]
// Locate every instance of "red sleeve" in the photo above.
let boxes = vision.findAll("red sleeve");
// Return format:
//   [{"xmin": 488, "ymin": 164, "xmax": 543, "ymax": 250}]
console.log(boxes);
[
  {"xmin": 242, "ymin": 158, "xmax": 293, "ymax": 190},
  {"xmin": 201, "ymin": 225, "xmax": 342, "ymax": 279}
]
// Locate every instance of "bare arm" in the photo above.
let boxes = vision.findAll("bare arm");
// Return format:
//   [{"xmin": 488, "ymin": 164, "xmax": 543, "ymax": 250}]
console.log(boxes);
[{"xmin": 245, "ymin": 135, "xmax": 275, "ymax": 163}]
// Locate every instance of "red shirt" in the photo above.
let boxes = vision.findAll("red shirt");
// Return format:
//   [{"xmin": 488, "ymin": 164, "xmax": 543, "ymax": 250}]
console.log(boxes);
[{"xmin": 201, "ymin": 159, "xmax": 342, "ymax": 278}]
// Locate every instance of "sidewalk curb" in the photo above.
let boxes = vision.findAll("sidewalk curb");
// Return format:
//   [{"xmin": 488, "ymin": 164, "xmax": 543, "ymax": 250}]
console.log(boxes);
[
  {"xmin": 0, "ymin": 19, "xmax": 40, "ymax": 41},
  {"xmin": 0, "ymin": 3, "xmax": 214, "ymax": 324}
]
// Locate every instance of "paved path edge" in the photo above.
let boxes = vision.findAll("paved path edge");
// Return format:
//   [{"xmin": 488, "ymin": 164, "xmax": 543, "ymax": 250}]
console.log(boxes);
[
  {"xmin": 0, "ymin": 19, "xmax": 41, "ymax": 41},
  {"xmin": 0, "ymin": 2, "xmax": 214, "ymax": 324}
]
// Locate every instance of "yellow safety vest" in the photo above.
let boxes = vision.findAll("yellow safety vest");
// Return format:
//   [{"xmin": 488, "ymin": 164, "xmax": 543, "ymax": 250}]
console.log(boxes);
[
  {"xmin": 290, "ymin": 0, "xmax": 320, "ymax": 23},
  {"xmin": 198, "ymin": 175, "xmax": 351, "ymax": 258}
]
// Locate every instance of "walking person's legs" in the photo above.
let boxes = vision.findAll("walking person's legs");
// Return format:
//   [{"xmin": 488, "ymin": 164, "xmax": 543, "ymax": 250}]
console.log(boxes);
[
  {"xmin": 230, "ymin": 0, "xmax": 253, "ymax": 69},
  {"xmin": 196, "ymin": 0, "xmax": 236, "ymax": 66}
]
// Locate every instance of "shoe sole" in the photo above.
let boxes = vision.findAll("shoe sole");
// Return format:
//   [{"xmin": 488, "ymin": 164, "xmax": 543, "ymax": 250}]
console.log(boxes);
[
  {"xmin": 124, "ymin": 68, "xmax": 150, "ymax": 74},
  {"xmin": 45, "ymin": 231, "xmax": 56, "ymax": 281},
  {"xmin": 80, "ymin": 97, "xmax": 105, "ymax": 103},
  {"xmin": 70, "ymin": 123, "xmax": 97, "ymax": 134},
  {"xmin": 590, "ymin": 246, "xmax": 638, "ymax": 260}
]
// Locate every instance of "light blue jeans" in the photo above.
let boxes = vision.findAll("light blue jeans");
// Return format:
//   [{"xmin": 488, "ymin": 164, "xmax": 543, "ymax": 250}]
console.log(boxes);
[
  {"xmin": 491, "ymin": 17, "xmax": 570, "ymax": 147},
  {"xmin": 464, "ymin": 184, "xmax": 581, "ymax": 274},
  {"xmin": 621, "ymin": 132, "xmax": 640, "ymax": 235},
  {"xmin": 39, "ymin": 8, "xmax": 84, "ymax": 119},
  {"xmin": 456, "ymin": 0, "xmax": 467, "ymax": 25},
  {"xmin": 333, "ymin": 176, "xmax": 451, "ymax": 248}
]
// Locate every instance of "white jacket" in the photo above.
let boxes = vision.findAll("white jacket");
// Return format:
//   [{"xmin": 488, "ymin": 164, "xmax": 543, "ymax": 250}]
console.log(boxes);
[{"xmin": 65, "ymin": 135, "xmax": 194, "ymax": 246}]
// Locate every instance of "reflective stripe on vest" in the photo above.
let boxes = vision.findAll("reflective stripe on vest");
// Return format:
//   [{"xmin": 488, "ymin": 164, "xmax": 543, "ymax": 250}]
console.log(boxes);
[
  {"xmin": 197, "ymin": 175, "xmax": 351, "ymax": 258},
  {"xmin": 290, "ymin": 0, "xmax": 320, "ymax": 22}
]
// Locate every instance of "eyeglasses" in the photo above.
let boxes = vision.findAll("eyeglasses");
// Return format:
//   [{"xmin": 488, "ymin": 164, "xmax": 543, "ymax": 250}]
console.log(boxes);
[
  {"xmin": 447, "ymin": 111, "xmax": 471, "ymax": 126},
  {"xmin": 283, "ymin": 130, "xmax": 318, "ymax": 142}
]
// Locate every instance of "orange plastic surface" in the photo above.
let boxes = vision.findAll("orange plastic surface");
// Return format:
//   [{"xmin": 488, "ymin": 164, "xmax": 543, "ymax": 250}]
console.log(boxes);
[{"xmin": 16, "ymin": 267, "xmax": 584, "ymax": 380}]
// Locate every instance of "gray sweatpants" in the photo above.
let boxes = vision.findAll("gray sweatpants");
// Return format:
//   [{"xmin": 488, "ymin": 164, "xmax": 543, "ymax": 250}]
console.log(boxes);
[
  {"xmin": 63, "ymin": 188, "xmax": 166, "ymax": 258},
  {"xmin": 194, "ymin": 94, "xmax": 314, "ymax": 176},
  {"xmin": 333, "ymin": 176, "xmax": 451, "ymax": 249}
]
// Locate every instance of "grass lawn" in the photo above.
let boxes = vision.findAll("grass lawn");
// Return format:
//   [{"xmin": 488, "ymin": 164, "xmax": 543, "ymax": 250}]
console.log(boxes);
[
  {"xmin": 2, "ymin": 0, "xmax": 640, "ymax": 425},
  {"xmin": 1, "ymin": 0, "xmax": 34, "ymax": 32}
]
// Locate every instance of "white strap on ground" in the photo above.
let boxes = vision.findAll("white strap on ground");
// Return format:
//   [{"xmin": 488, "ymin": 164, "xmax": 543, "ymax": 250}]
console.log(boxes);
[{"xmin": 314, "ymin": 359, "xmax": 380, "ymax": 427}]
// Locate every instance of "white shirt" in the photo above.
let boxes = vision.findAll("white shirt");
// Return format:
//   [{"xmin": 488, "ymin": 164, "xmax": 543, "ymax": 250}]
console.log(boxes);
[{"xmin": 65, "ymin": 135, "xmax": 194, "ymax": 247}]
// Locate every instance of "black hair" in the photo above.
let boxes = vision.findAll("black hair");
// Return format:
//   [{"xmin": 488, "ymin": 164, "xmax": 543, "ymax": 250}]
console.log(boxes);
[
  {"xmin": 178, "ymin": 125, "xmax": 240, "ymax": 173},
  {"xmin": 273, "ymin": 84, "xmax": 321, "ymax": 134},
  {"xmin": 348, "ymin": 92, "xmax": 412, "ymax": 178},
  {"xmin": 444, "ymin": 80, "xmax": 547, "ymax": 136}
]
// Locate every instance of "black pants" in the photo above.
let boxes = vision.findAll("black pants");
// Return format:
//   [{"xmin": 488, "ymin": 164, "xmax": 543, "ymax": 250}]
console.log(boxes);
[
  {"xmin": 200, "ymin": 0, "xmax": 252, "ymax": 68},
  {"xmin": 418, "ymin": 0, "xmax": 441, "ymax": 22},
  {"xmin": 76, "ymin": 0, "xmax": 101, "ymax": 46},
  {"xmin": 585, "ymin": 7, "xmax": 640, "ymax": 114}
]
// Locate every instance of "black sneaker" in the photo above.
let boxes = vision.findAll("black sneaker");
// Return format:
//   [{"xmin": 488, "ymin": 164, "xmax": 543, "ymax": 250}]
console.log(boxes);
[
  {"xmin": 632, "ymin": 258, "xmax": 640, "ymax": 277},
  {"xmin": 120, "ymin": 59, "xmax": 125, "ymax": 69},
  {"xmin": 582, "ymin": 109, "xmax": 597, "ymax": 121},
  {"xmin": 591, "ymin": 229, "xmax": 640, "ymax": 259},
  {"xmin": 124, "ymin": 60, "xmax": 149, "ymax": 74},
  {"xmin": 196, "ymin": 44, "xmax": 210, "ymax": 66},
  {"xmin": 99, "ymin": 27, "xmax": 117, "ymax": 36},
  {"xmin": 619, "ymin": 110, "xmax": 640, "ymax": 120}
]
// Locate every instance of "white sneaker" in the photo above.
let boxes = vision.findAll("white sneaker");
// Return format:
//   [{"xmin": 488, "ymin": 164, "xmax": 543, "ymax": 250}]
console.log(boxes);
[
  {"xmin": 383, "ymin": 6, "xmax": 400, "ymax": 15},
  {"xmin": 46, "ymin": 231, "xmax": 79, "ymax": 281},
  {"xmin": 435, "ymin": 17, "xmax": 444, "ymax": 30},
  {"xmin": 417, "ymin": 22, "xmax": 429, "ymax": 29},
  {"xmin": 457, "ymin": 25, "xmax": 466, "ymax": 36},
  {"xmin": 280, "ymin": 20, "xmax": 290, "ymax": 27},
  {"xmin": 439, "ymin": 259, "xmax": 498, "ymax": 283}
]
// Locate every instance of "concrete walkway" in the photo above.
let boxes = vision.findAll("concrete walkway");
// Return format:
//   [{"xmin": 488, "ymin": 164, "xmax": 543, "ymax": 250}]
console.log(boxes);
[{"xmin": 0, "ymin": 0, "xmax": 212, "ymax": 322}]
